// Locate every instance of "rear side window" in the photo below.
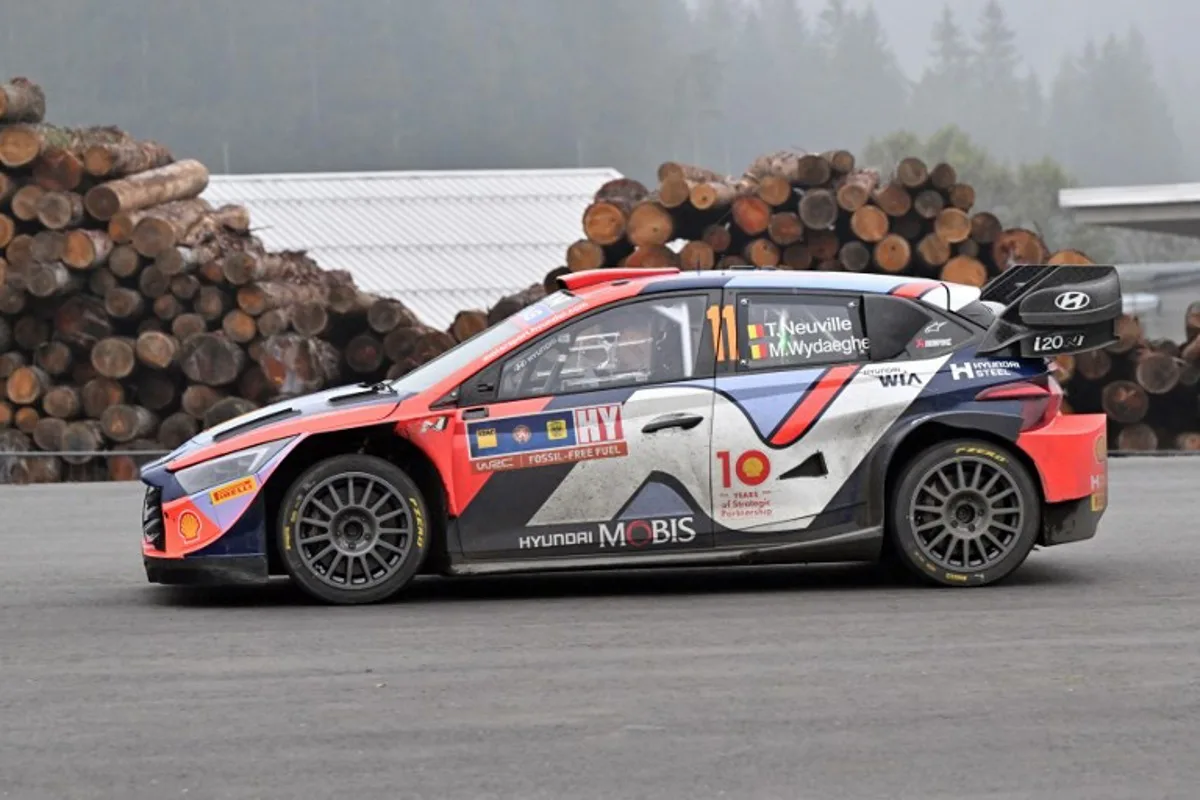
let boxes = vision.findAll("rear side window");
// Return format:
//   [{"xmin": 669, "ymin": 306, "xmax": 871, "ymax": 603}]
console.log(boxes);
[
  {"xmin": 737, "ymin": 293, "xmax": 869, "ymax": 369},
  {"xmin": 863, "ymin": 295, "xmax": 975, "ymax": 361}
]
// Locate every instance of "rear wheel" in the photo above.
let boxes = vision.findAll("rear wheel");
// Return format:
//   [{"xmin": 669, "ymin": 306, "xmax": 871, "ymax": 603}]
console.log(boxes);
[
  {"xmin": 887, "ymin": 439, "xmax": 1041, "ymax": 587},
  {"xmin": 277, "ymin": 453, "xmax": 431, "ymax": 605}
]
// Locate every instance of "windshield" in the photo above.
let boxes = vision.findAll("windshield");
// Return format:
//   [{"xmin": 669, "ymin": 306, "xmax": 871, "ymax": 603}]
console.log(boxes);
[{"xmin": 389, "ymin": 290, "xmax": 584, "ymax": 394}]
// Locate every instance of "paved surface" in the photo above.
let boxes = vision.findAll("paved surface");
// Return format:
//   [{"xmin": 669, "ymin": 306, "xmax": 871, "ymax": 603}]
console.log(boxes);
[{"xmin": 1, "ymin": 460, "xmax": 1199, "ymax": 800}]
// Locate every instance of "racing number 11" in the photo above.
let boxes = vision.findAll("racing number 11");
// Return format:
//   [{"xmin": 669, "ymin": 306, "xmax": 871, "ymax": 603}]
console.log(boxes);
[{"xmin": 706, "ymin": 304, "xmax": 736, "ymax": 361}]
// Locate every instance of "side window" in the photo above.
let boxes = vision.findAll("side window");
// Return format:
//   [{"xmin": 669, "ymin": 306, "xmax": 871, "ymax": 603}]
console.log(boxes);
[
  {"xmin": 496, "ymin": 295, "xmax": 709, "ymax": 400},
  {"xmin": 737, "ymin": 293, "xmax": 869, "ymax": 370},
  {"xmin": 862, "ymin": 295, "xmax": 975, "ymax": 361}
]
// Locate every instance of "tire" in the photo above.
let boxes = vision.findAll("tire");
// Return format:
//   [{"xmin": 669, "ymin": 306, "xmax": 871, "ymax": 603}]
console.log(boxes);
[
  {"xmin": 277, "ymin": 453, "xmax": 432, "ymax": 605},
  {"xmin": 886, "ymin": 438, "xmax": 1041, "ymax": 588}
]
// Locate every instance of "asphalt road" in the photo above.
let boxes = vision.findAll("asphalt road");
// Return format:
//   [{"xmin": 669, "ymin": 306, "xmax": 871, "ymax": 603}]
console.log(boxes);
[{"xmin": 2, "ymin": 460, "xmax": 1199, "ymax": 800}]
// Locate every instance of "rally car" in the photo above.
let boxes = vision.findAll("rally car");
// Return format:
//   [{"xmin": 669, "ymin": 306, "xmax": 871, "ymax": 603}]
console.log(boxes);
[{"xmin": 139, "ymin": 264, "xmax": 1120, "ymax": 604}]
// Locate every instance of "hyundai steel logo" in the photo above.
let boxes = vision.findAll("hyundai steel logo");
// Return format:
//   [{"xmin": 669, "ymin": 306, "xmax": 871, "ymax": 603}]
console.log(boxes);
[{"xmin": 1054, "ymin": 291, "xmax": 1091, "ymax": 311}]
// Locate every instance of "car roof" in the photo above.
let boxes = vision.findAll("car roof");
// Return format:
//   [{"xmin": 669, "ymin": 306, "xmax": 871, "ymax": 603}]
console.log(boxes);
[{"xmin": 630, "ymin": 268, "xmax": 946, "ymax": 295}]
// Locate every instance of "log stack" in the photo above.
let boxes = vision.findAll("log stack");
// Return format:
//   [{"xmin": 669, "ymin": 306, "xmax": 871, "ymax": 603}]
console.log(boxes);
[
  {"xmin": 1053, "ymin": 307, "xmax": 1200, "ymax": 452},
  {"xmin": 0, "ymin": 77, "xmax": 476, "ymax": 484},
  {"xmin": 555, "ymin": 150, "xmax": 1090, "ymax": 287},
  {"xmin": 551, "ymin": 150, "xmax": 1200, "ymax": 453}
]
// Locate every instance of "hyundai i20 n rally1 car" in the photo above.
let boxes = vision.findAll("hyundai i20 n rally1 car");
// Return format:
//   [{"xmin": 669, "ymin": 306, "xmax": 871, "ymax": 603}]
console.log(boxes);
[{"xmin": 139, "ymin": 264, "xmax": 1120, "ymax": 604}]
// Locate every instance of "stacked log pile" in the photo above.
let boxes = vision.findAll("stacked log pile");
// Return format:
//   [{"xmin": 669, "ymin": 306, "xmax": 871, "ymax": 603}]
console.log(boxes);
[
  {"xmin": 0, "ymin": 77, "xmax": 472, "ymax": 484},
  {"xmin": 1053, "ymin": 308, "xmax": 1200, "ymax": 452},
  {"xmin": 551, "ymin": 150, "xmax": 1200, "ymax": 452},
  {"xmin": 556, "ymin": 150, "xmax": 1094, "ymax": 286}
]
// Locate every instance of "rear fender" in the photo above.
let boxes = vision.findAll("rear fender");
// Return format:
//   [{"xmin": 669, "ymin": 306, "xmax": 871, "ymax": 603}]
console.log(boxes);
[{"xmin": 864, "ymin": 409, "xmax": 1027, "ymax": 529}]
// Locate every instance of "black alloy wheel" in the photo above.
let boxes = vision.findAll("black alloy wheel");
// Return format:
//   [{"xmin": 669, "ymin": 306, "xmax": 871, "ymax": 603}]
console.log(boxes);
[
  {"xmin": 887, "ymin": 439, "xmax": 1041, "ymax": 587},
  {"xmin": 277, "ymin": 453, "xmax": 431, "ymax": 604}
]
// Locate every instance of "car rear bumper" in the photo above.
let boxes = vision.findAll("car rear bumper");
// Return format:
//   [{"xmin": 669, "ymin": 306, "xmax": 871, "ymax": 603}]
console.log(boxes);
[
  {"xmin": 1017, "ymin": 412, "xmax": 1108, "ymax": 546},
  {"xmin": 144, "ymin": 554, "xmax": 269, "ymax": 586},
  {"xmin": 1017, "ymin": 412, "xmax": 1108, "ymax": 504}
]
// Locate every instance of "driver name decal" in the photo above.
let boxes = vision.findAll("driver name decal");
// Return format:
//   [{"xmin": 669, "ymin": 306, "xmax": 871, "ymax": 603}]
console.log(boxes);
[{"xmin": 467, "ymin": 404, "xmax": 628, "ymax": 472}]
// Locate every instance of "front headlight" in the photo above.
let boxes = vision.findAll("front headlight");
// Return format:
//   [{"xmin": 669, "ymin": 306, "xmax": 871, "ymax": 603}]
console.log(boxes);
[{"xmin": 173, "ymin": 438, "xmax": 294, "ymax": 495}]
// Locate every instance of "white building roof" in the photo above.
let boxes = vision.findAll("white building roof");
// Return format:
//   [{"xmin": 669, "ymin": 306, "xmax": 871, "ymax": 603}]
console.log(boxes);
[
  {"xmin": 202, "ymin": 167, "xmax": 623, "ymax": 329},
  {"xmin": 1059, "ymin": 182, "xmax": 1200, "ymax": 238}
]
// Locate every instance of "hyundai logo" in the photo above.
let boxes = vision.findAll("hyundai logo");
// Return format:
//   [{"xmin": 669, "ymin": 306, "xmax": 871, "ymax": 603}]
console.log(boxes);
[{"xmin": 1054, "ymin": 291, "xmax": 1091, "ymax": 311}]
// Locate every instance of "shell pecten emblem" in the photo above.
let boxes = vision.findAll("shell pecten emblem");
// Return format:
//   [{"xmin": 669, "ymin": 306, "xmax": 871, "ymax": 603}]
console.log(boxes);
[
  {"xmin": 735, "ymin": 450, "xmax": 771, "ymax": 486},
  {"xmin": 178, "ymin": 510, "xmax": 202, "ymax": 542}
]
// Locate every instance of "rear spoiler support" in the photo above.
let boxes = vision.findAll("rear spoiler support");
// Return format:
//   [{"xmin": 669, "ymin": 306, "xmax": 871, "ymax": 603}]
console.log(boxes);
[{"xmin": 974, "ymin": 264, "xmax": 1123, "ymax": 358}]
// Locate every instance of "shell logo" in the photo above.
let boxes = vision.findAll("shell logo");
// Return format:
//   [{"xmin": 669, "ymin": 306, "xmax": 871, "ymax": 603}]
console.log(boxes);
[
  {"xmin": 1094, "ymin": 435, "xmax": 1107, "ymax": 462},
  {"xmin": 178, "ymin": 510, "xmax": 202, "ymax": 542},
  {"xmin": 735, "ymin": 450, "xmax": 771, "ymax": 486}
]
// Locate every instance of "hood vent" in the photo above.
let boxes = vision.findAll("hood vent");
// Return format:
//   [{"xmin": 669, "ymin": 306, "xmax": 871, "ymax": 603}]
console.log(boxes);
[{"xmin": 212, "ymin": 407, "xmax": 300, "ymax": 442}]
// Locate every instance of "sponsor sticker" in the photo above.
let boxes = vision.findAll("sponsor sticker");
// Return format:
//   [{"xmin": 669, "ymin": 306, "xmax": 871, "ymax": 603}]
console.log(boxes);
[
  {"xmin": 915, "ymin": 337, "xmax": 952, "ymax": 349},
  {"xmin": 717, "ymin": 449, "xmax": 774, "ymax": 520},
  {"xmin": 178, "ymin": 510, "xmax": 201, "ymax": 542},
  {"xmin": 419, "ymin": 416, "xmax": 448, "ymax": 433},
  {"xmin": 864, "ymin": 365, "xmax": 923, "ymax": 387},
  {"xmin": 515, "ymin": 516, "xmax": 698, "ymax": 551},
  {"xmin": 597, "ymin": 516, "xmax": 697, "ymax": 549},
  {"xmin": 467, "ymin": 404, "xmax": 628, "ymax": 472},
  {"xmin": 949, "ymin": 360, "xmax": 1022, "ymax": 381},
  {"xmin": 209, "ymin": 476, "xmax": 258, "ymax": 505},
  {"xmin": 1095, "ymin": 436, "xmax": 1107, "ymax": 462}
]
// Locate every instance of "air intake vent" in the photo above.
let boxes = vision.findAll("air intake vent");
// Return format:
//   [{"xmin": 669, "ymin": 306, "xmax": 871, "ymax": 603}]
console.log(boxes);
[{"xmin": 141, "ymin": 486, "xmax": 165, "ymax": 551}]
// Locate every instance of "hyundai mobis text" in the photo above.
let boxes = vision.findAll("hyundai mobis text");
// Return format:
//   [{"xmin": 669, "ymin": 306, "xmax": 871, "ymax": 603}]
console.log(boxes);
[{"xmin": 140, "ymin": 265, "xmax": 1120, "ymax": 604}]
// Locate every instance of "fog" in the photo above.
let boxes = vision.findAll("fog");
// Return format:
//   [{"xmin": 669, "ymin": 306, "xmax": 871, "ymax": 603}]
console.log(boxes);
[{"xmin": 1, "ymin": 0, "xmax": 1196, "ymax": 260}]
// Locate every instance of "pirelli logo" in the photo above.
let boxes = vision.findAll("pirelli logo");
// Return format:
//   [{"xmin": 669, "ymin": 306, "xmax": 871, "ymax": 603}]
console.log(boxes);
[{"xmin": 209, "ymin": 476, "xmax": 258, "ymax": 505}]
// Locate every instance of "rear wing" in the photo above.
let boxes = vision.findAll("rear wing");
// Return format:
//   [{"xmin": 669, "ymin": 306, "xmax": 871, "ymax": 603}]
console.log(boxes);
[{"xmin": 975, "ymin": 264, "xmax": 1122, "ymax": 358}]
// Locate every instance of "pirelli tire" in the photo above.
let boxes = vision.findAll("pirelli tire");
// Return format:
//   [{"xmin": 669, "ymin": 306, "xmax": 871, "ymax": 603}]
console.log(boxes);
[
  {"xmin": 887, "ymin": 438, "xmax": 1042, "ymax": 588},
  {"xmin": 277, "ymin": 453, "xmax": 432, "ymax": 605}
]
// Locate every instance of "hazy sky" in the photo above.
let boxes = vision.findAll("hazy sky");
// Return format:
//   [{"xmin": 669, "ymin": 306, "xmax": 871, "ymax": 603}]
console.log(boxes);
[{"xmin": 797, "ymin": 0, "xmax": 1198, "ymax": 80}]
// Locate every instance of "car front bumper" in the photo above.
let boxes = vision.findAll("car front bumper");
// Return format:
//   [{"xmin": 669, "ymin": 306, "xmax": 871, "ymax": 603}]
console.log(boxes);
[{"xmin": 144, "ymin": 554, "xmax": 270, "ymax": 586}]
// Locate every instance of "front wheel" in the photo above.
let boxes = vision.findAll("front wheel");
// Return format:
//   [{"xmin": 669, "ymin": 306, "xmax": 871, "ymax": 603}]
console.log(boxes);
[
  {"xmin": 887, "ymin": 439, "xmax": 1041, "ymax": 587},
  {"xmin": 277, "ymin": 454, "xmax": 431, "ymax": 605}
]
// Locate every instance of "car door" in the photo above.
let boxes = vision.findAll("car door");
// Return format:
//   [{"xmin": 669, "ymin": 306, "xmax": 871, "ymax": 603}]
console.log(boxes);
[
  {"xmin": 708, "ymin": 288, "xmax": 876, "ymax": 545},
  {"xmin": 448, "ymin": 290, "xmax": 720, "ymax": 560},
  {"xmin": 707, "ymin": 288, "xmax": 976, "ymax": 547}
]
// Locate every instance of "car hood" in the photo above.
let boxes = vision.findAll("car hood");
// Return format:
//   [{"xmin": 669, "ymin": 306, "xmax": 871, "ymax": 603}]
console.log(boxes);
[{"xmin": 148, "ymin": 382, "xmax": 417, "ymax": 472}]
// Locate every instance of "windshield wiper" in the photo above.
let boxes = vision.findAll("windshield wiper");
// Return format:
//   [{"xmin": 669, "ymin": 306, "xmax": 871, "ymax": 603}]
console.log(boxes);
[{"xmin": 358, "ymin": 379, "xmax": 397, "ymax": 393}]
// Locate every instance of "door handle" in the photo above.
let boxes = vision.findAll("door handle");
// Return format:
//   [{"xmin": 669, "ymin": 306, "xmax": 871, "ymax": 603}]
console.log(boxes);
[{"xmin": 642, "ymin": 413, "xmax": 704, "ymax": 434}]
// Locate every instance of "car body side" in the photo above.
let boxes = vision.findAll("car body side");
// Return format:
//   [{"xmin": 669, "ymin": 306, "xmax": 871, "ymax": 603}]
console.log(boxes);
[{"xmin": 139, "ymin": 270, "xmax": 1108, "ymax": 587}]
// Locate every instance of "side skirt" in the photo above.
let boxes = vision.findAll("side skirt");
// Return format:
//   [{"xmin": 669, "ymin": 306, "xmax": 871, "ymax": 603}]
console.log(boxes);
[{"xmin": 443, "ymin": 525, "xmax": 883, "ymax": 577}]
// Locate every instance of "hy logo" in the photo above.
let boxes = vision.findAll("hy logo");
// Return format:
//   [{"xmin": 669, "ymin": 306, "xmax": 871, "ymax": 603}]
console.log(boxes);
[{"xmin": 1054, "ymin": 291, "xmax": 1091, "ymax": 311}]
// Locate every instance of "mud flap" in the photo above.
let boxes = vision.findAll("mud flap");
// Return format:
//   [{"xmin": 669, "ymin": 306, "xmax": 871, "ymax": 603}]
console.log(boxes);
[{"xmin": 1040, "ymin": 495, "xmax": 1103, "ymax": 547}]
